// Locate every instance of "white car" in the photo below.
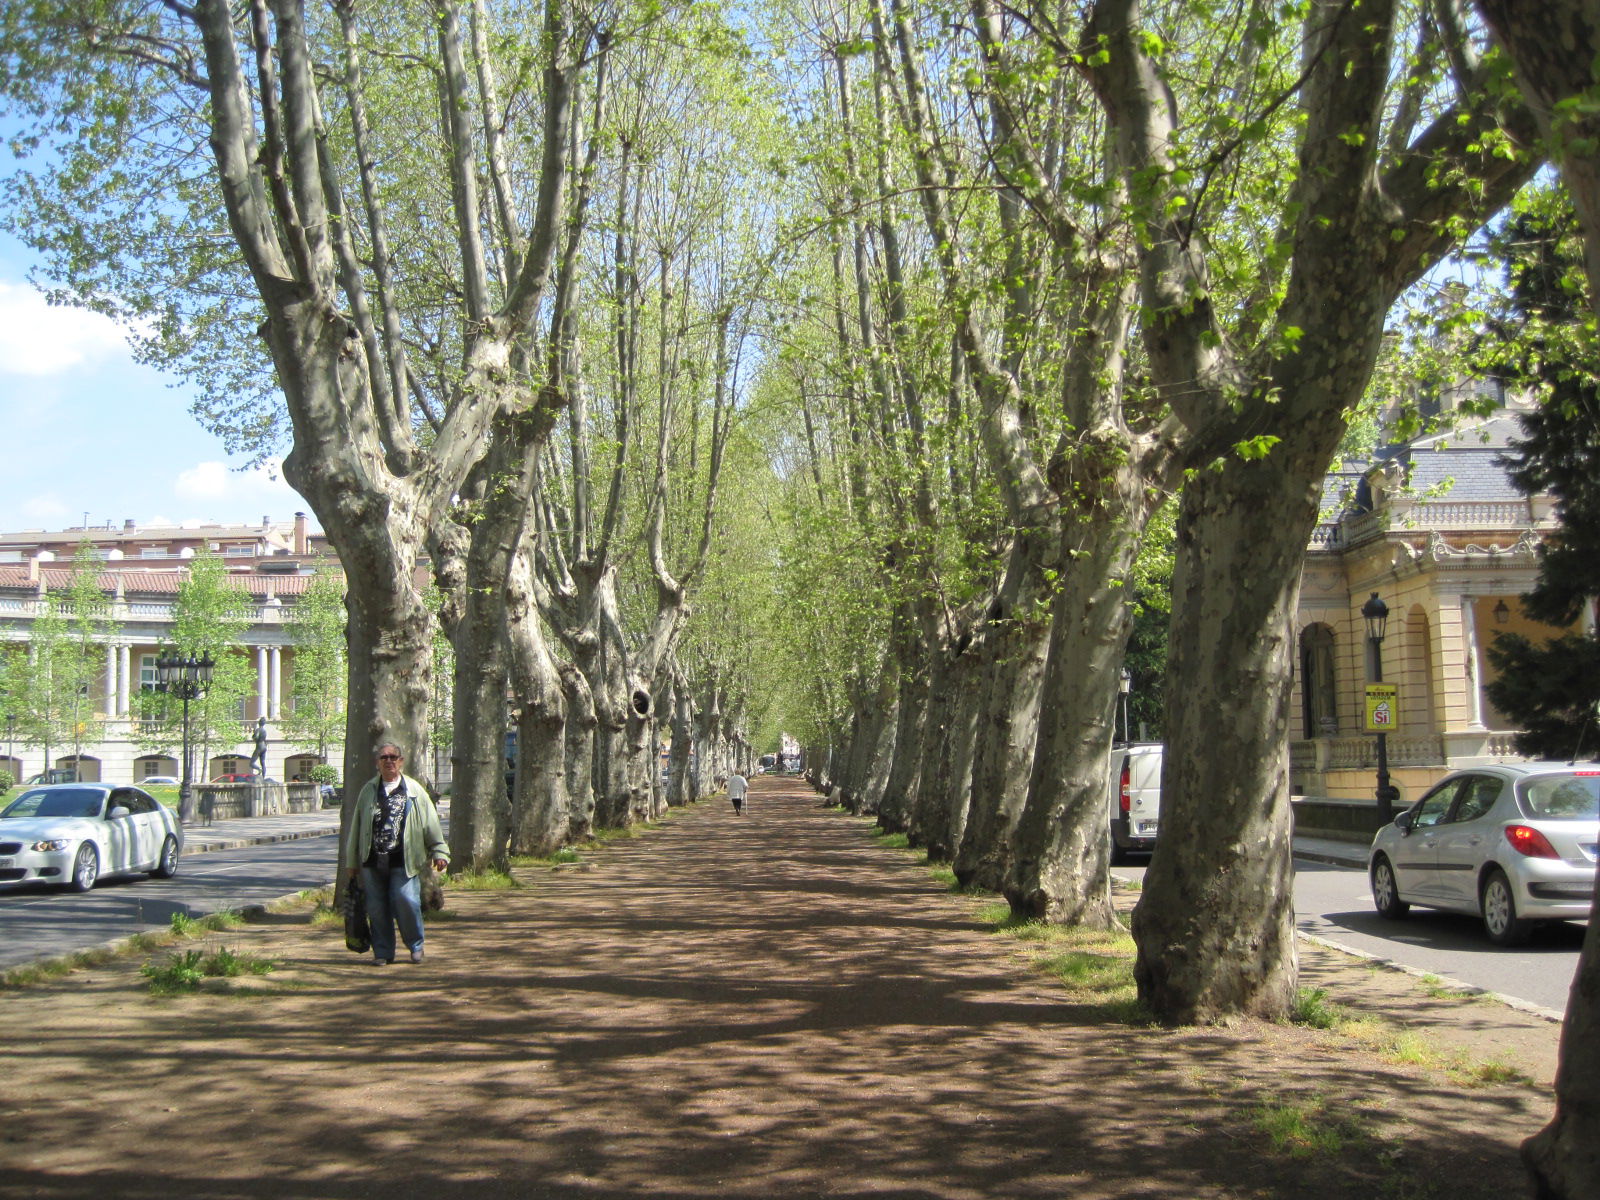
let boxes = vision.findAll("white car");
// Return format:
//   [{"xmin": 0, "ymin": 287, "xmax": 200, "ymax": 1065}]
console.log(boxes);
[
  {"xmin": 1368, "ymin": 763, "xmax": 1599, "ymax": 945},
  {"xmin": 0, "ymin": 784, "xmax": 183, "ymax": 892}
]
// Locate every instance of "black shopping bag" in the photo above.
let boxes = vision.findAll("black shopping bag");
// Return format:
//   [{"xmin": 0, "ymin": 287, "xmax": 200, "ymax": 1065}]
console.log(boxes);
[{"xmin": 343, "ymin": 875, "xmax": 371, "ymax": 954}]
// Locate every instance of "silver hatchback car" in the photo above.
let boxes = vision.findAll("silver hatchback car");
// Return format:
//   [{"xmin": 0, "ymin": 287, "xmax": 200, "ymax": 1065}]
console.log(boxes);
[{"xmin": 1369, "ymin": 763, "xmax": 1599, "ymax": 945}]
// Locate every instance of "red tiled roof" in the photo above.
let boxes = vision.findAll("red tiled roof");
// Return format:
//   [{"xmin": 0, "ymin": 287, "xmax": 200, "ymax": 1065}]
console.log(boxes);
[{"xmin": 0, "ymin": 565, "xmax": 342, "ymax": 600}]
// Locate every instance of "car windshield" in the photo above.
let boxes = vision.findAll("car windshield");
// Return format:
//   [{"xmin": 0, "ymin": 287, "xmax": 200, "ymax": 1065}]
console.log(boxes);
[
  {"xmin": 1519, "ymin": 773, "xmax": 1600, "ymax": 820},
  {"xmin": 0, "ymin": 788, "xmax": 106, "ymax": 820}
]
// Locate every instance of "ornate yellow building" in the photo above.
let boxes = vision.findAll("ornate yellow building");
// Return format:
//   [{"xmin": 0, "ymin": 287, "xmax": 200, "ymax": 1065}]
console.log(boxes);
[{"xmin": 1291, "ymin": 411, "xmax": 1588, "ymax": 805}]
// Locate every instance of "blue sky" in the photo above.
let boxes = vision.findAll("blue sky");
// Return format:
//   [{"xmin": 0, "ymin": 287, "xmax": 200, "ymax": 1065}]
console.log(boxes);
[{"xmin": 0, "ymin": 230, "xmax": 316, "ymax": 536}]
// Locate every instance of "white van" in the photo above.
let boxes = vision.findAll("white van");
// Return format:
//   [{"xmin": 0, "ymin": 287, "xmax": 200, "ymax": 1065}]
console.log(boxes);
[{"xmin": 1108, "ymin": 743, "xmax": 1163, "ymax": 864}]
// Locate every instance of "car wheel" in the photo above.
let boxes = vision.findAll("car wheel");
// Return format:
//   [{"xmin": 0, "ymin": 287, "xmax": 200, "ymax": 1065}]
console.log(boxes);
[
  {"xmin": 1371, "ymin": 855, "xmax": 1409, "ymax": 919},
  {"xmin": 1481, "ymin": 868, "xmax": 1533, "ymax": 947},
  {"xmin": 1109, "ymin": 831, "xmax": 1129, "ymax": 866},
  {"xmin": 152, "ymin": 836, "xmax": 179, "ymax": 879},
  {"xmin": 70, "ymin": 843, "xmax": 99, "ymax": 893}
]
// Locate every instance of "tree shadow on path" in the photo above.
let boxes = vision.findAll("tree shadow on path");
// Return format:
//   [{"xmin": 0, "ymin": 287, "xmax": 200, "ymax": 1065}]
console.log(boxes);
[{"xmin": 0, "ymin": 777, "xmax": 1551, "ymax": 1200}]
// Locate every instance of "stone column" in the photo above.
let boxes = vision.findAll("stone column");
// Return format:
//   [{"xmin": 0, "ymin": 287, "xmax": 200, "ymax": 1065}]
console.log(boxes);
[
  {"xmin": 269, "ymin": 646, "xmax": 282, "ymax": 719},
  {"xmin": 255, "ymin": 645, "xmax": 269, "ymax": 722},
  {"xmin": 118, "ymin": 644, "xmax": 131, "ymax": 717},
  {"xmin": 104, "ymin": 644, "xmax": 117, "ymax": 718},
  {"xmin": 1460, "ymin": 595, "xmax": 1485, "ymax": 730}
]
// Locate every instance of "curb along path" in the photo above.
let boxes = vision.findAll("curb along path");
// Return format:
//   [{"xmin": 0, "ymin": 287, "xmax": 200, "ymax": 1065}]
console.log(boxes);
[{"xmin": 0, "ymin": 777, "xmax": 1551, "ymax": 1200}]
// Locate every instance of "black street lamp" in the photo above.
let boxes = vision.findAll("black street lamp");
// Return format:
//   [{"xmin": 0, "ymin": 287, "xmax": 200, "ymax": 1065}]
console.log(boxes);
[
  {"xmin": 156, "ymin": 651, "xmax": 214, "ymax": 824},
  {"xmin": 1361, "ymin": 592, "xmax": 1401, "ymax": 824},
  {"xmin": 1118, "ymin": 667, "xmax": 1132, "ymax": 744}
]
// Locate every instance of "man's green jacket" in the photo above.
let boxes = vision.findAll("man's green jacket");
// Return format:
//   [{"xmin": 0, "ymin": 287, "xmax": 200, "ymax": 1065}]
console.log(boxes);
[{"xmin": 342, "ymin": 775, "xmax": 450, "ymax": 879}]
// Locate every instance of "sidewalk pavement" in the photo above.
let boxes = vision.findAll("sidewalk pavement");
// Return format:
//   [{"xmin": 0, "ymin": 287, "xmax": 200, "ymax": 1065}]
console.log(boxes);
[
  {"xmin": 1289, "ymin": 834, "xmax": 1369, "ymax": 869},
  {"xmin": 177, "ymin": 807, "xmax": 343, "ymax": 856}
]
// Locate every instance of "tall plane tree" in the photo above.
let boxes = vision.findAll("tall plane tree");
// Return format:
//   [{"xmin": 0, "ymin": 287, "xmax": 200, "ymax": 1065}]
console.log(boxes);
[
  {"xmin": 0, "ymin": 1, "xmax": 584, "ymax": 873},
  {"xmin": 1471, "ymin": 5, "xmax": 1600, "ymax": 1195},
  {"xmin": 1073, "ymin": 0, "xmax": 1539, "ymax": 1022}
]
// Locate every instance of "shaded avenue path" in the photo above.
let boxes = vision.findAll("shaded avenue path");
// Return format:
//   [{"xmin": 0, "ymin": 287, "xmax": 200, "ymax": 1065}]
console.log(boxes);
[{"xmin": 0, "ymin": 776, "xmax": 1547, "ymax": 1199}]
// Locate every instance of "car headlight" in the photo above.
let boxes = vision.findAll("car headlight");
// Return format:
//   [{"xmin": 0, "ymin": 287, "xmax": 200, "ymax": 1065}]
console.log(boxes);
[{"xmin": 30, "ymin": 838, "xmax": 71, "ymax": 852}]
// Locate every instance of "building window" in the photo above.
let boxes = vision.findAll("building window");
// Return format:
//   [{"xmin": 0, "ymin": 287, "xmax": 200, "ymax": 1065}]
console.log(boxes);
[
  {"xmin": 1299, "ymin": 624, "xmax": 1338, "ymax": 738},
  {"xmin": 139, "ymin": 654, "xmax": 159, "ymax": 692},
  {"xmin": 225, "ymin": 545, "xmax": 255, "ymax": 557}
]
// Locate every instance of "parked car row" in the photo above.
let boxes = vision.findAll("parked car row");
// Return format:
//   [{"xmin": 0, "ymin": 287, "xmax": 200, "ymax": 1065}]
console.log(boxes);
[
  {"xmin": 0, "ymin": 783, "xmax": 184, "ymax": 892},
  {"xmin": 1097, "ymin": 745, "xmax": 1595, "ymax": 950}
]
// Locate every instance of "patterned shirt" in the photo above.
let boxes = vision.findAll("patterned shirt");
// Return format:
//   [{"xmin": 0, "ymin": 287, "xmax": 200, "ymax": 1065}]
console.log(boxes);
[{"xmin": 370, "ymin": 780, "xmax": 408, "ymax": 863}]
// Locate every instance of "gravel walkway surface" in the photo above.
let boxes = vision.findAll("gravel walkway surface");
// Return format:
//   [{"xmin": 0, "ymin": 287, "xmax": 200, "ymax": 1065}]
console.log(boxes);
[{"xmin": 0, "ymin": 776, "xmax": 1557, "ymax": 1199}]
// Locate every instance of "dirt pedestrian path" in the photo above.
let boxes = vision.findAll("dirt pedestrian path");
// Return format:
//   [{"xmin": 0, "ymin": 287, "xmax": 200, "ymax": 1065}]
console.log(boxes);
[{"xmin": 0, "ymin": 777, "xmax": 1557, "ymax": 1199}]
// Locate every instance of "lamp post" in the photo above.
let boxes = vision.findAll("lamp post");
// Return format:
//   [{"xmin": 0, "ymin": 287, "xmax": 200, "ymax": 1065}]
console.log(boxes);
[
  {"xmin": 1118, "ymin": 667, "xmax": 1132, "ymax": 745},
  {"xmin": 156, "ymin": 651, "xmax": 214, "ymax": 824},
  {"xmin": 1361, "ymin": 592, "xmax": 1400, "ymax": 824}
]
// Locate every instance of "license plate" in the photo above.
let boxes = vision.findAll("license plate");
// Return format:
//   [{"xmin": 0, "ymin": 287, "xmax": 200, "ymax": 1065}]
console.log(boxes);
[
  {"xmin": 0, "ymin": 858, "xmax": 12, "ymax": 869},
  {"xmin": 1137, "ymin": 821, "xmax": 1157, "ymax": 834}
]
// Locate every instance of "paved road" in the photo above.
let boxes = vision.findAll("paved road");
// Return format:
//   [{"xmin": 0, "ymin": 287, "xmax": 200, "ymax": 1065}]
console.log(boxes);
[
  {"xmin": 0, "ymin": 829, "xmax": 342, "ymax": 970},
  {"xmin": 1115, "ymin": 855, "xmax": 1582, "ymax": 1016}
]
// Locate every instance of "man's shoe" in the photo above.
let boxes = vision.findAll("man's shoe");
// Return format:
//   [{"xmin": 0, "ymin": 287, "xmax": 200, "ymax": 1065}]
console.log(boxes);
[
  {"xmin": 371, "ymin": 958, "xmax": 392, "ymax": 966},
  {"xmin": 409, "ymin": 949, "xmax": 424, "ymax": 964}
]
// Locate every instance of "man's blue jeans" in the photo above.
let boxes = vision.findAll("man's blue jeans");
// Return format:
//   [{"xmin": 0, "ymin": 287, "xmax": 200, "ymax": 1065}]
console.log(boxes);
[{"xmin": 361, "ymin": 859, "xmax": 423, "ymax": 962}]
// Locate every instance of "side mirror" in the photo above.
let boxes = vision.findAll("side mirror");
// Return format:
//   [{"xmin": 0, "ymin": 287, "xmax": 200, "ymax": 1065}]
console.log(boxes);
[
  {"xmin": 1394, "ymin": 810, "xmax": 1413, "ymax": 835},
  {"xmin": 108, "ymin": 805, "xmax": 131, "ymax": 820}
]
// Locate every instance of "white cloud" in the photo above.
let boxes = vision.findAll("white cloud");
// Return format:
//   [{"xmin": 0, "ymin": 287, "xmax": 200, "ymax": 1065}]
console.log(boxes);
[
  {"xmin": 174, "ymin": 461, "xmax": 232, "ymax": 501},
  {"xmin": 0, "ymin": 281, "xmax": 131, "ymax": 377},
  {"xmin": 173, "ymin": 458, "xmax": 303, "ymax": 518}
]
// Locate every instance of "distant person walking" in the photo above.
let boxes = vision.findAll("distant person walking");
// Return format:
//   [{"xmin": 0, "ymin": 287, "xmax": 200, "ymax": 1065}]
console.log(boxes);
[
  {"xmin": 728, "ymin": 769, "xmax": 749, "ymax": 815},
  {"xmin": 343, "ymin": 743, "xmax": 450, "ymax": 966}
]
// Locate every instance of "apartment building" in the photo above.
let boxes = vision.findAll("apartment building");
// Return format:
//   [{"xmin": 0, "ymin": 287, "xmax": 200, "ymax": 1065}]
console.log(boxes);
[{"xmin": 0, "ymin": 514, "xmax": 344, "ymax": 784}]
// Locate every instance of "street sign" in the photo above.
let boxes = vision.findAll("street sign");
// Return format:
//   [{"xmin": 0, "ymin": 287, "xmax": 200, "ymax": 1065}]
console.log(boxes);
[{"xmin": 1365, "ymin": 683, "xmax": 1398, "ymax": 731}]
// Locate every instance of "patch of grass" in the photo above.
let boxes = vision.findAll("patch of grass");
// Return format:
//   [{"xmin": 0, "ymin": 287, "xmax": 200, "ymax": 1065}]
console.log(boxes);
[
  {"xmin": 976, "ymin": 902, "xmax": 1016, "ymax": 927},
  {"xmin": 142, "ymin": 946, "xmax": 276, "ymax": 994},
  {"xmin": 1384, "ymin": 1030, "xmax": 1441, "ymax": 1068},
  {"xmin": 203, "ymin": 946, "xmax": 275, "ymax": 979},
  {"xmin": 1419, "ymin": 973, "xmax": 1484, "ymax": 1003},
  {"xmin": 446, "ymin": 866, "xmax": 519, "ymax": 890},
  {"xmin": 1036, "ymin": 949, "xmax": 1136, "ymax": 992},
  {"xmin": 142, "ymin": 949, "xmax": 207, "ymax": 995},
  {"xmin": 1099, "ymin": 995, "xmax": 1158, "ymax": 1025},
  {"xmin": 927, "ymin": 865, "xmax": 959, "ymax": 890},
  {"xmin": 509, "ymin": 847, "xmax": 583, "ymax": 869},
  {"xmin": 171, "ymin": 910, "xmax": 245, "ymax": 937},
  {"xmin": 589, "ymin": 824, "xmax": 647, "ymax": 847},
  {"xmin": 873, "ymin": 830, "xmax": 910, "ymax": 849},
  {"xmin": 1291, "ymin": 986, "xmax": 1350, "ymax": 1030},
  {"xmin": 1251, "ymin": 1094, "xmax": 1357, "ymax": 1158},
  {"xmin": 973, "ymin": 900, "xmax": 1142, "ymax": 1017},
  {"xmin": 1453, "ymin": 1058, "xmax": 1532, "ymax": 1088},
  {"xmin": 170, "ymin": 912, "xmax": 201, "ymax": 937},
  {"xmin": 0, "ymin": 959, "xmax": 73, "ymax": 989}
]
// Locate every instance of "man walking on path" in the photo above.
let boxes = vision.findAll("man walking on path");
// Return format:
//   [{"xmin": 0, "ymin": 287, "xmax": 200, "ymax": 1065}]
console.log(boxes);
[
  {"xmin": 727, "ymin": 768, "xmax": 749, "ymax": 815},
  {"xmin": 343, "ymin": 742, "xmax": 450, "ymax": 965}
]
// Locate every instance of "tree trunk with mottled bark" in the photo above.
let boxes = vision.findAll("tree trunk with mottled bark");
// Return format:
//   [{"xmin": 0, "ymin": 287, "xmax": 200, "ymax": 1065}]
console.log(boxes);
[
  {"xmin": 560, "ymin": 664, "xmax": 597, "ymax": 842},
  {"xmin": 1472, "ymin": 5, "xmax": 1600, "ymax": 1194}
]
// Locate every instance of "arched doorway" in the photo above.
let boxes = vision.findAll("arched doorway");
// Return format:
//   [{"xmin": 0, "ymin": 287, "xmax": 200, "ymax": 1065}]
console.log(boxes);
[{"xmin": 1299, "ymin": 624, "xmax": 1338, "ymax": 738}]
